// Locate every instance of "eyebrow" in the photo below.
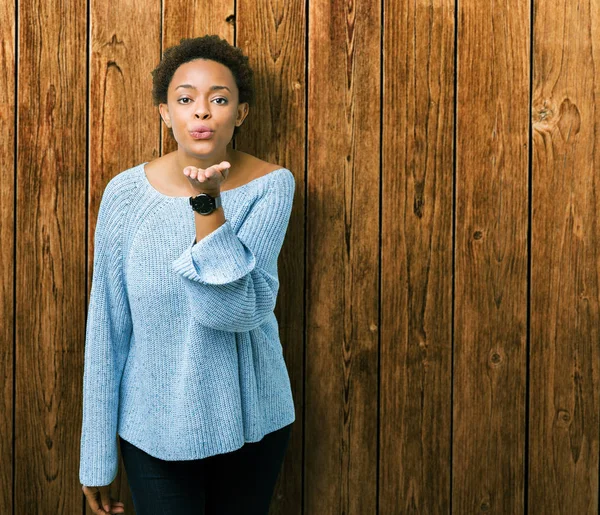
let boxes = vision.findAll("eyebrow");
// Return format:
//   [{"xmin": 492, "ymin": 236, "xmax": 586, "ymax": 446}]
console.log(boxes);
[{"xmin": 175, "ymin": 84, "xmax": 231, "ymax": 93}]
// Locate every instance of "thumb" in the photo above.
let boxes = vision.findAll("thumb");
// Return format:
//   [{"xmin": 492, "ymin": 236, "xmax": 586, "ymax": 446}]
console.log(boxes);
[
  {"xmin": 219, "ymin": 161, "xmax": 231, "ymax": 179},
  {"xmin": 217, "ymin": 160, "xmax": 231, "ymax": 173}
]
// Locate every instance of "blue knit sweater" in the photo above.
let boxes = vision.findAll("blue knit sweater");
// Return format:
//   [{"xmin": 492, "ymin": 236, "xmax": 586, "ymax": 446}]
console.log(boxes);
[{"xmin": 79, "ymin": 161, "xmax": 297, "ymax": 487}]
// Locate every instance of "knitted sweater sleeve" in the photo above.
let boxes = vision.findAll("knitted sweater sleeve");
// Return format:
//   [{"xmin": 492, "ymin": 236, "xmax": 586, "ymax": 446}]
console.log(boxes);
[
  {"xmin": 79, "ymin": 177, "xmax": 132, "ymax": 487},
  {"xmin": 171, "ymin": 170, "xmax": 295, "ymax": 332}
]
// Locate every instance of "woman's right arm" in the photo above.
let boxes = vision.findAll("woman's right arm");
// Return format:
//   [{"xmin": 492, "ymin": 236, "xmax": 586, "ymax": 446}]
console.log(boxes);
[{"xmin": 79, "ymin": 175, "xmax": 133, "ymax": 489}]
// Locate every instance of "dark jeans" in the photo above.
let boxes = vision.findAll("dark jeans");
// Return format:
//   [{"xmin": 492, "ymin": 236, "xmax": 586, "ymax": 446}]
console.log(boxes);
[{"xmin": 118, "ymin": 422, "xmax": 293, "ymax": 515}]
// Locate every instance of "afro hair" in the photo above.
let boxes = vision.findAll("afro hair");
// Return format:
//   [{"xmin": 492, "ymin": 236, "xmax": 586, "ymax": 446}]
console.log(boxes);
[{"xmin": 151, "ymin": 35, "xmax": 256, "ymax": 141}]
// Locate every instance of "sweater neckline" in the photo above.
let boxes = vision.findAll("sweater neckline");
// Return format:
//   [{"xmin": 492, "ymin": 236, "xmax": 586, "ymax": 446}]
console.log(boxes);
[{"xmin": 140, "ymin": 162, "xmax": 287, "ymax": 199}]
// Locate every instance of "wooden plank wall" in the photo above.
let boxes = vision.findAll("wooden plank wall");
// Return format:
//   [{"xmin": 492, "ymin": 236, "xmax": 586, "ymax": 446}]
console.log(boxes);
[{"xmin": 2, "ymin": 0, "xmax": 598, "ymax": 513}]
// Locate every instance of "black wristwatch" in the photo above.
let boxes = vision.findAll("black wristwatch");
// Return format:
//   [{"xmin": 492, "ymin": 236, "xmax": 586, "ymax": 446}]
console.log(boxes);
[{"xmin": 189, "ymin": 192, "xmax": 222, "ymax": 215}]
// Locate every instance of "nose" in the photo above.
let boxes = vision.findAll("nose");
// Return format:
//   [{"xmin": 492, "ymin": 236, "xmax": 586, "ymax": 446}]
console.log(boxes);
[{"xmin": 194, "ymin": 98, "xmax": 210, "ymax": 119}]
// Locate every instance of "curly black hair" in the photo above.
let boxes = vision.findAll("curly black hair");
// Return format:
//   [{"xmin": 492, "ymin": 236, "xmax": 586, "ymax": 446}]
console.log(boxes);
[{"xmin": 151, "ymin": 35, "xmax": 256, "ymax": 141}]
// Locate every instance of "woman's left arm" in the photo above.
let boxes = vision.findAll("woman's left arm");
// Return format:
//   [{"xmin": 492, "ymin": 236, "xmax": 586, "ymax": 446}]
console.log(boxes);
[{"xmin": 171, "ymin": 171, "xmax": 295, "ymax": 332}]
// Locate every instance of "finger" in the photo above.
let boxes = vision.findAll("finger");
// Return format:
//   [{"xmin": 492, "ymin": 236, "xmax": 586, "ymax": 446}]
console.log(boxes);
[
  {"xmin": 83, "ymin": 491, "xmax": 105, "ymax": 515},
  {"xmin": 207, "ymin": 161, "xmax": 230, "ymax": 176},
  {"xmin": 109, "ymin": 499, "xmax": 125, "ymax": 509},
  {"xmin": 212, "ymin": 163, "xmax": 230, "ymax": 181},
  {"xmin": 109, "ymin": 502, "xmax": 125, "ymax": 514},
  {"xmin": 219, "ymin": 161, "xmax": 231, "ymax": 175},
  {"xmin": 184, "ymin": 167, "xmax": 199, "ymax": 179},
  {"xmin": 100, "ymin": 488, "xmax": 112, "ymax": 514},
  {"xmin": 221, "ymin": 163, "xmax": 231, "ymax": 179}
]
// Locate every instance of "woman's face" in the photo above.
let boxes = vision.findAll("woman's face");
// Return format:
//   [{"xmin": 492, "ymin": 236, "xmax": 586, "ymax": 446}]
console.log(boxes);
[{"xmin": 159, "ymin": 58, "xmax": 248, "ymax": 158}]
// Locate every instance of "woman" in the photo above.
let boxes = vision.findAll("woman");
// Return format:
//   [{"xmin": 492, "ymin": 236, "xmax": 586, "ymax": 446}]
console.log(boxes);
[{"xmin": 79, "ymin": 35, "xmax": 296, "ymax": 515}]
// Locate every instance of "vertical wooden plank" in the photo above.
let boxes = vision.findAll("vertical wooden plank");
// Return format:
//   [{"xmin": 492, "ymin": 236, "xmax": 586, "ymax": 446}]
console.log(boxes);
[
  {"xmin": 0, "ymin": 0, "xmax": 15, "ymax": 512},
  {"xmin": 380, "ymin": 0, "xmax": 455, "ymax": 511},
  {"xmin": 16, "ymin": 0, "xmax": 86, "ymax": 512},
  {"xmin": 306, "ymin": 0, "xmax": 380, "ymax": 513},
  {"xmin": 160, "ymin": 3, "xmax": 305, "ymax": 511},
  {"xmin": 87, "ymin": 0, "xmax": 161, "ymax": 510},
  {"xmin": 161, "ymin": 3, "xmax": 232, "ymax": 156},
  {"xmin": 235, "ymin": 2, "xmax": 306, "ymax": 512},
  {"xmin": 453, "ymin": 0, "xmax": 529, "ymax": 512},
  {"xmin": 529, "ymin": 0, "xmax": 600, "ymax": 511}
]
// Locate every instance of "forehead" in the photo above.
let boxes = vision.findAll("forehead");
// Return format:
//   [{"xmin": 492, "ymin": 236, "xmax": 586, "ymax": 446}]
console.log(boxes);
[{"xmin": 170, "ymin": 59, "xmax": 235, "ymax": 90}]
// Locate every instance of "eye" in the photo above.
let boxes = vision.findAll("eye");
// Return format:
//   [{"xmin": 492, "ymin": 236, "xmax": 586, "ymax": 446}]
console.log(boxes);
[{"xmin": 177, "ymin": 97, "xmax": 228, "ymax": 105}]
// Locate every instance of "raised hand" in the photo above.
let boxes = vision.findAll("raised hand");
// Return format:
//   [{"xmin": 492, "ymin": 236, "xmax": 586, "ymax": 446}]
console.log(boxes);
[{"xmin": 183, "ymin": 160, "xmax": 231, "ymax": 194}]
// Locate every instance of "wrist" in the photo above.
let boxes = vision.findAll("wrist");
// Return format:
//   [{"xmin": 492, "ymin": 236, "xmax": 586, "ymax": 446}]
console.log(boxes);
[{"xmin": 190, "ymin": 188, "xmax": 220, "ymax": 197}]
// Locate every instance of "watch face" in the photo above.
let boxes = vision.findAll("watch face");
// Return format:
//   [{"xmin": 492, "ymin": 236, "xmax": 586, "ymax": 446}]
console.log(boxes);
[{"xmin": 190, "ymin": 194, "xmax": 215, "ymax": 215}]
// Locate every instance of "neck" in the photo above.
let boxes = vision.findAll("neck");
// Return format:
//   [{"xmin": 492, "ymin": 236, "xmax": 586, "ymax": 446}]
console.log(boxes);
[{"xmin": 174, "ymin": 146, "xmax": 236, "ymax": 172}]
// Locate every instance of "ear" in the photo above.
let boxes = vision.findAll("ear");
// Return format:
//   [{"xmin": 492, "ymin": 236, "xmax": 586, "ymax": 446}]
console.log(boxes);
[
  {"xmin": 236, "ymin": 102, "xmax": 249, "ymax": 126},
  {"xmin": 159, "ymin": 103, "xmax": 172, "ymax": 128}
]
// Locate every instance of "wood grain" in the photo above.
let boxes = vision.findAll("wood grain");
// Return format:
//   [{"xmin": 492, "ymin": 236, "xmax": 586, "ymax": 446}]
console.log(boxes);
[
  {"xmin": 0, "ymin": 0, "xmax": 15, "ymax": 512},
  {"xmin": 16, "ymin": 0, "xmax": 87, "ymax": 512},
  {"xmin": 234, "ymin": 1, "xmax": 306, "ymax": 513},
  {"xmin": 88, "ymin": 0, "xmax": 161, "ymax": 511},
  {"xmin": 162, "ymin": 0, "xmax": 232, "ymax": 156},
  {"xmin": 160, "ymin": 0, "xmax": 306, "ymax": 512},
  {"xmin": 529, "ymin": 0, "xmax": 600, "ymax": 512},
  {"xmin": 4, "ymin": 0, "xmax": 600, "ymax": 512},
  {"xmin": 381, "ymin": 0, "xmax": 455, "ymax": 512},
  {"xmin": 306, "ymin": 0, "xmax": 381, "ymax": 513},
  {"xmin": 453, "ymin": 0, "xmax": 530, "ymax": 512}
]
